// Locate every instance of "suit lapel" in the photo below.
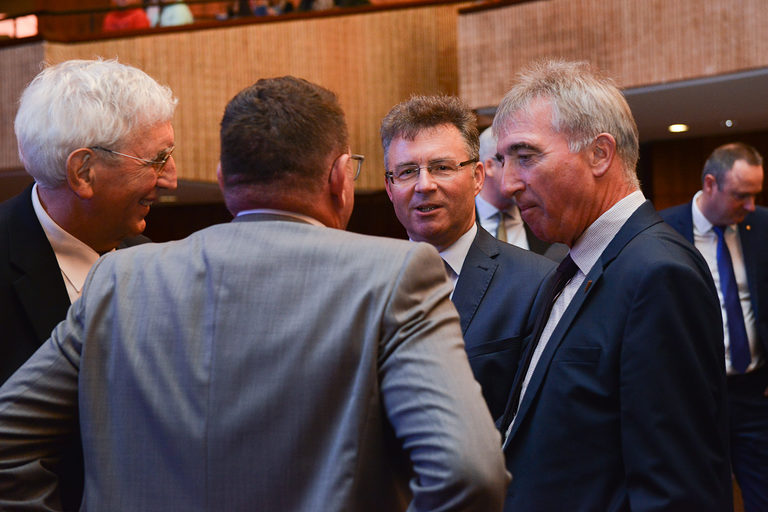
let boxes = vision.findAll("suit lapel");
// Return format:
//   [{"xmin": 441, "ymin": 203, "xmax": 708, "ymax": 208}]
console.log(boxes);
[
  {"xmin": 452, "ymin": 228, "xmax": 498, "ymax": 334},
  {"xmin": 507, "ymin": 202, "xmax": 662, "ymax": 443},
  {"xmin": 739, "ymin": 213, "xmax": 767, "ymax": 353},
  {"xmin": 7, "ymin": 187, "xmax": 71, "ymax": 342}
]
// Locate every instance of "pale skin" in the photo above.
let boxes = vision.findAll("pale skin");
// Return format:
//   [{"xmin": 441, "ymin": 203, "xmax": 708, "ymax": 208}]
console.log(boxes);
[
  {"xmin": 37, "ymin": 121, "xmax": 177, "ymax": 253},
  {"xmin": 495, "ymin": 98, "xmax": 637, "ymax": 248},
  {"xmin": 478, "ymin": 151, "xmax": 517, "ymax": 212}
]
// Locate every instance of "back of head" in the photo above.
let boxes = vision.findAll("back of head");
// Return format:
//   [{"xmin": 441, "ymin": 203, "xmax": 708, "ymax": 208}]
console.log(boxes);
[
  {"xmin": 702, "ymin": 142, "xmax": 763, "ymax": 185},
  {"xmin": 219, "ymin": 76, "xmax": 348, "ymax": 195},
  {"xmin": 492, "ymin": 59, "xmax": 639, "ymax": 187},
  {"xmin": 14, "ymin": 59, "xmax": 177, "ymax": 189},
  {"xmin": 380, "ymin": 95, "xmax": 479, "ymax": 169}
]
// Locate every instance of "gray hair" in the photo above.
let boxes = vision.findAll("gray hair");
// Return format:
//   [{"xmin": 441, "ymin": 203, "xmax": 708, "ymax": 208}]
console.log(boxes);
[
  {"xmin": 493, "ymin": 59, "xmax": 639, "ymax": 187},
  {"xmin": 702, "ymin": 142, "xmax": 763, "ymax": 187},
  {"xmin": 380, "ymin": 95, "xmax": 478, "ymax": 170},
  {"xmin": 14, "ymin": 59, "xmax": 177, "ymax": 188},
  {"xmin": 478, "ymin": 126, "xmax": 497, "ymax": 163}
]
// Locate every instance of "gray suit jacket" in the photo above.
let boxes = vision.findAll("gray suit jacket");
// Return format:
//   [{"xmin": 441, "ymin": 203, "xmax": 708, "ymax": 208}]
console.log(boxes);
[{"xmin": 0, "ymin": 213, "xmax": 507, "ymax": 511}]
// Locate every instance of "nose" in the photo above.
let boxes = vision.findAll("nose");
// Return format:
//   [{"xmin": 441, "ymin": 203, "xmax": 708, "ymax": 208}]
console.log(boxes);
[
  {"xmin": 413, "ymin": 167, "xmax": 438, "ymax": 193},
  {"xmin": 157, "ymin": 156, "xmax": 178, "ymax": 190},
  {"xmin": 500, "ymin": 161, "xmax": 524, "ymax": 199},
  {"xmin": 744, "ymin": 195, "xmax": 756, "ymax": 212}
]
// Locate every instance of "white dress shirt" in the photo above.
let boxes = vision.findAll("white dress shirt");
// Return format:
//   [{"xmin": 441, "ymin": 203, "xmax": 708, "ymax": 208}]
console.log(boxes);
[
  {"xmin": 691, "ymin": 191, "xmax": 761, "ymax": 374},
  {"xmin": 475, "ymin": 196, "xmax": 529, "ymax": 250},
  {"xmin": 507, "ymin": 191, "xmax": 646, "ymax": 438},
  {"xmin": 436, "ymin": 223, "xmax": 477, "ymax": 297},
  {"xmin": 31, "ymin": 184, "xmax": 100, "ymax": 304}
]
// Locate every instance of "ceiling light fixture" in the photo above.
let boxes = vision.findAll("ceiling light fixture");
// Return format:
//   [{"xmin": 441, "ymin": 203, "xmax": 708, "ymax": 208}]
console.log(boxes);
[{"xmin": 668, "ymin": 123, "xmax": 689, "ymax": 133}]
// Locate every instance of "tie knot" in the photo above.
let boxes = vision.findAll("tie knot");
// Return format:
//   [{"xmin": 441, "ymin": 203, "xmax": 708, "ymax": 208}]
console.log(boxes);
[
  {"xmin": 557, "ymin": 254, "xmax": 578, "ymax": 281},
  {"xmin": 712, "ymin": 225, "xmax": 727, "ymax": 238}
]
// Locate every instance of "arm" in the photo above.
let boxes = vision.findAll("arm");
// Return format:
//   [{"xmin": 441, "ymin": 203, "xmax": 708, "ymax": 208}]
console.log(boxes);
[
  {"xmin": 620, "ymin": 257, "xmax": 731, "ymax": 511},
  {"xmin": 379, "ymin": 243, "xmax": 509, "ymax": 512},
  {"xmin": 0, "ymin": 293, "xmax": 85, "ymax": 511}
]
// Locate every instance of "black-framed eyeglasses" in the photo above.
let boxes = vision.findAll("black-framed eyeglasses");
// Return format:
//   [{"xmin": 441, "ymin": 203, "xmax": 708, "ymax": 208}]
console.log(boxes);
[
  {"xmin": 350, "ymin": 154, "xmax": 364, "ymax": 181},
  {"xmin": 385, "ymin": 158, "xmax": 478, "ymax": 186},
  {"xmin": 91, "ymin": 145, "xmax": 175, "ymax": 176}
]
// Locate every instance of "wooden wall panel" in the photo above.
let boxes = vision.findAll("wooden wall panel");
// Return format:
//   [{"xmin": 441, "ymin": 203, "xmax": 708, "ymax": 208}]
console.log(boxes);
[
  {"xmin": 0, "ymin": 41, "xmax": 43, "ymax": 171},
  {"xmin": 459, "ymin": 0, "xmax": 768, "ymax": 110},
  {"xmin": 38, "ymin": 4, "xmax": 464, "ymax": 190}
]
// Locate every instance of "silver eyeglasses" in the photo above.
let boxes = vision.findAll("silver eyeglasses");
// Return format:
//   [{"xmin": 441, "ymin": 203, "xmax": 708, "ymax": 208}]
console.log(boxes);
[
  {"xmin": 91, "ymin": 145, "xmax": 176, "ymax": 175},
  {"xmin": 385, "ymin": 158, "xmax": 478, "ymax": 186}
]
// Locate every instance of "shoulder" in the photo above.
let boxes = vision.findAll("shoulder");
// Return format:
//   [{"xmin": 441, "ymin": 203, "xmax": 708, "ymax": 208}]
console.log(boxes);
[{"xmin": 657, "ymin": 202, "xmax": 690, "ymax": 222}]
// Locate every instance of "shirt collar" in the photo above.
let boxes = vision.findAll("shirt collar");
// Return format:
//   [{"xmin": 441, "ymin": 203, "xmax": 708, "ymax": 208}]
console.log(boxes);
[
  {"xmin": 31, "ymin": 183, "xmax": 100, "ymax": 295},
  {"xmin": 570, "ymin": 190, "xmax": 646, "ymax": 276},
  {"xmin": 475, "ymin": 195, "xmax": 522, "ymax": 223},
  {"xmin": 438, "ymin": 223, "xmax": 477, "ymax": 276},
  {"xmin": 690, "ymin": 189, "xmax": 733, "ymax": 235},
  {"xmin": 236, "ymin": 208, "xmax": 325, "ymax": 227}
]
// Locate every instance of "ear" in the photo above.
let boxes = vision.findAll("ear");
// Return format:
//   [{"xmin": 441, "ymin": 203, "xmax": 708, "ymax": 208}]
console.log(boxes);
[
  {"xmin": 472, "ymin": 160, "xmax": 485, "ymax": 197},
  {"xmin": 216, "ymin": 161, "xmax": 224, "ymax": 190},
  {"xmin": 66, "ymin": 148, "xmax": 96, "ymax": 199},
  {"xmin": 589, "ymin": 133, "xmax": 616, "ymax": 178},
  {"xmin": 702, "ymin": 173, "xmax": 718, "ymax": 194},
  {"xmin": 328, "ymin": 152, "xmax": 352, "ymax": 212}
]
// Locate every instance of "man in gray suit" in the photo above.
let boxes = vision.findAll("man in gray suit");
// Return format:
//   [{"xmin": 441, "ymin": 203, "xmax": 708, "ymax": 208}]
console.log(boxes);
[
  {"xmin": 381, "ymin": 95, "xmax": 554, "ymax": 420},
  {"xmin": 0, "ymin": 77, "xmax": 507, "ymax": 511}
]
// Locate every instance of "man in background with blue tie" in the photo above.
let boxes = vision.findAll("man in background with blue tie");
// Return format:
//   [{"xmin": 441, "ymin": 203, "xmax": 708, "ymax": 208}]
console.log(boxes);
[{"xmin": 661, "ymin": 142, "xmax": 768, "ymax": 512}]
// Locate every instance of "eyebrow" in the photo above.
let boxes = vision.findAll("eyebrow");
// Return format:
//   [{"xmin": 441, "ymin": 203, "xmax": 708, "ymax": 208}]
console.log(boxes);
[
  {"xmin": 501, "ymin": 142, "xmax": 540, "ymax": 154},
  {"xmin": 395, "ymin": 157, "xmax": 459, "ymax": 167}
]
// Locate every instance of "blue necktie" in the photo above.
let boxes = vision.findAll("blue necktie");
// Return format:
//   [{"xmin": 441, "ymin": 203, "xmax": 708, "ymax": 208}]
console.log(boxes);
[{"xmin": 712, "ymin": 226, "xmax": 751, "ymax": 373}]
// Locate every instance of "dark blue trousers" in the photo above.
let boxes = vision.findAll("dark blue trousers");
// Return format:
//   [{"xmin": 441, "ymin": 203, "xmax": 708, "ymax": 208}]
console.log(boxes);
[{"xmin": 728, "ymin": 365, "xmax": 768, "ymax": 512}]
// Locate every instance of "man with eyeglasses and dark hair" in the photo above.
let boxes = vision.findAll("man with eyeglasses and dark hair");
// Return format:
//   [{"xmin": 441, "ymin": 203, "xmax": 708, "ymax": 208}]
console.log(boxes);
[
  {"xmin": 0, "ymin": 76, "xmax": 507, "ymax": 511},
  {"xmin": 381, "ymin": 95, "xmax": 554, "ymax": 420},
  {"xmin": 661, "ymin": 142, "xmax": 768, "ymax": 512},
  {"xmin": 0, "ymin": 58, "xmax": 177, "ymax": 509}
]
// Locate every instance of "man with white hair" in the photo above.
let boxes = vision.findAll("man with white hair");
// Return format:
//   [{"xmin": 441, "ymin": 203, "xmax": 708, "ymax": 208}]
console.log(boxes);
[{"xmin": 0, "ymin": 58, "xmax": 177, "ymax": 508}]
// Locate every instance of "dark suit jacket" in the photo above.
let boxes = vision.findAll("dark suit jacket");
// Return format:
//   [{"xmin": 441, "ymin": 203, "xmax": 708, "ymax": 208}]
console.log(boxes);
[
  {"xmin": 453, "ymin": 227, "xmax": 554, "ymax": 420},
  {"xmin": 0, "ymin": 184, "xmax": 148, "ymax": 511},
  {"xmin": 502, "ymin": 202, "xmax": 732, "ymax": 511},
  {"xmin": 475, "ymin": 205, "xmax": 569, "ymax": 262},
  {"xmin": 660, "ymin": 202, "xmax": 768, "ymax": 357}
]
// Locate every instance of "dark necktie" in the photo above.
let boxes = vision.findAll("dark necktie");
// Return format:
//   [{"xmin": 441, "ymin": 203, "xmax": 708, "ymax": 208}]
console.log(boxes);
[
  {"xmin": 712, "ymin": 226, "xmax": 751, "ymax": 373},
  {"xmin": 495, "ymin": 211, "xmax": 507, "ymax": 243},
  {"xmin": 499, "ymin": 254, "xmax": 579, "ymax": 433}
]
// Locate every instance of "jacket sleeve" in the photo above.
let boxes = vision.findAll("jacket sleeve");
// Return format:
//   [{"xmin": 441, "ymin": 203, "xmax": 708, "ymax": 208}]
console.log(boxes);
[{"xmin": 379, "ymin": 242, "xmax": 509, "ymax": 512}]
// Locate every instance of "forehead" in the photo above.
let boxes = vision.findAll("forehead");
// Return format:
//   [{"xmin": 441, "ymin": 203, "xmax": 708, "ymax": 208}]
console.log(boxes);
[
  {"xmin": 495, "ymin": 99, "xmax": 559, "ymax": 151},
  {"xmin": 122, "ymin": 121, "xmax": 175, "ymax": 153},
  {"xmin": 725, "ymin": 160, "xmax": 764, "ymax": 191},
  {"xmin": 388, "ymin": 124, "xmax": 468, "ymax": 163}
]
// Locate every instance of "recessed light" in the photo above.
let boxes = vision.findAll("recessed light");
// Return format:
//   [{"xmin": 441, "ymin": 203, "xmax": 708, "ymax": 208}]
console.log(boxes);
[
  {"xmin": 668, "ymin": 123, "xmax": 689, "ymax": 133},
  {"xmin": 723, "ymin": 119, "xmax": 735, "ymax": 128}
]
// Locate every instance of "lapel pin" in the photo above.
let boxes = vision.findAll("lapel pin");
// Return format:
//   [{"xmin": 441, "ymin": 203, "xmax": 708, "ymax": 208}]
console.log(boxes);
[
  {"xmin": 584, "ymin": 280, "xmax": 593, "ymax": 292},
  {"xmin": 746, "ymin": 224, "xmax": 751, "ymax": 231}
]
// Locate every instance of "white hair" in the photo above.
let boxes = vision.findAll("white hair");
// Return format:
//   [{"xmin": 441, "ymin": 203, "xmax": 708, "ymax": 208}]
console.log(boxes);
[
  {"xmin": 493, "ymin": 59, "xmax": 639, "ymax": 188},
  {"xmin": 478, "ymin": 126, "xmax": 497, "ymax": 163},
  {"xmin": 14, "ymin": 59, "xmax": 178, "ymax": 188}
]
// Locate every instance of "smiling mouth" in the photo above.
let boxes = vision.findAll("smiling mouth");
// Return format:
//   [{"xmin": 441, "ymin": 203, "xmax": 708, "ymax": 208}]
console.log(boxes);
[
  {"xmin": 416, "ymin": 205, "xmax": 439, "ymax": 212},
  {"xmin": 139, "ymin": 199, "xmax": 154, "ymax": 207}
]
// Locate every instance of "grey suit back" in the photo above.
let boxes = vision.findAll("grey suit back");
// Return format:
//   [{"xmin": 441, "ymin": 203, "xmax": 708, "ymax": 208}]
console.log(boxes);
[{"xmin": 0, "ymin": 217, "xmax": 506, "ymax": 511}]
